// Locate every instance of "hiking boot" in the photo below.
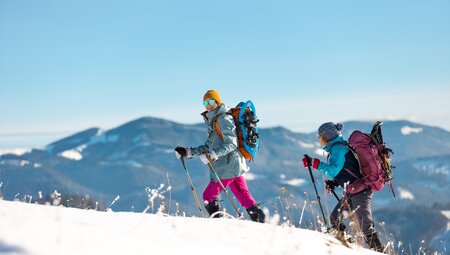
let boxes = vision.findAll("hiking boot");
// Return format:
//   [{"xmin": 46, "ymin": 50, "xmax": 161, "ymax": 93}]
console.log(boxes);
[
  {"xmin": 246, "ymin": 204, "xmax": 265, "ymax": 223},
  {"xmin": 205, "ymin": 201, "xmax": 220, "ymax": 218},
  {"xmin": 365, "ymin": 232, "xmax": 384, "ymax": 253}
]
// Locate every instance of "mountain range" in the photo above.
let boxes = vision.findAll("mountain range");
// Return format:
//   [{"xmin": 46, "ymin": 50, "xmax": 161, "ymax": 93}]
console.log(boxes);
[{"xmin": 0, "ymin": 117, "xmax": 449, "ymax": 253}]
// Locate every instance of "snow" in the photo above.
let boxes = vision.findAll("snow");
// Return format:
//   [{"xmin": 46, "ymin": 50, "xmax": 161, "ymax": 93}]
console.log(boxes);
[
  {"xmin": 282, "ymin": 134, "xmax": 315, "ymax": 149},
  {"xmin": 133, "ymin": 133, "xmax": 148, "ymax": 144},
  {"xmin": 0, "ymin": 148, "xmax": 31, "ymax": 156},
  {"xmin": 282, "ymin": 178, "xmax": 307, "ymax": 187},
  {"xmin": 441, "ymin": 210, "xmax": 450, "ymax": 231},
  {"xmin": 46, "ymin": 130, "xmax": 111, "ymax": 154},
  {"xmin": 244, "ymin": 172, "xmax": 257, "ymax": 181},
  {"xmin": 397, "ymin": 187, "xmax": 415, "ymax": 200},
  {"xmin": 163, "ymin": 149, "xmax": 174, "ymax": 153},
  {"xmin": 297, "ymin": 141, "xmax": 315, "ymax": 148},
  {"xmin": 415, "ymin": 159, "xmax": 450, "ymax": 177},
  {"xmin": 315, "ymin": 148, "xmax": 326, "ymax": 157},
  {"xmin": 99, "ymin": 160, "xmax": 144, "ymax": 168},
  {"xmin": 0, "ymin": 159, "xmax": 30, "ymax": 167},
  {"xmin": 126, "ymin": 160, "xmax": 143, "ymax": 168},
  {"xmin": 58, "ymin": 145, "xmax": 86, "ymax": 161},
  {"xmin": 75, "ymin": 130, "xmax": 120, "ymax": 148},
  {"xmin": 88, "ymin": 133, "xmax": 119, "ymax": 145},
  {"xmin": 0, "ymin": 200, "xmax": 381, "ymax": 255},
  {"xmin": 431, "ymin": 211, "xmax": 450, "ymax": 253},
  {"xmin": 19, "ymin": 160, "xmax": 29, "ymax": 167},
  {"xmin": 400, "ymin": 126, "xmax": 423, "ymax": 135},
  {"xmin": 59, "ymin": 150, "xmax": 83, "ymax": 161}
]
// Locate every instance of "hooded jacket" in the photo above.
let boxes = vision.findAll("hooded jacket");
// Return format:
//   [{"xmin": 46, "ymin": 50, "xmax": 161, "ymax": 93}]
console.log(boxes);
[
  {"xmin": 318, "ymin": 135, "xmax": 361, "ymax": 188},
  {"xmin": 190, "ymin": 104, "xmax": 249, "ymax": 180}
]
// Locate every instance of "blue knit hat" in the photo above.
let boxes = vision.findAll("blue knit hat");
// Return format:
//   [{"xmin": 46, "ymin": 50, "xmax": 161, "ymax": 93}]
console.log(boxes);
[{"xmin": 318, "ymin": 122, "xmax": 344, "ymax": 141}]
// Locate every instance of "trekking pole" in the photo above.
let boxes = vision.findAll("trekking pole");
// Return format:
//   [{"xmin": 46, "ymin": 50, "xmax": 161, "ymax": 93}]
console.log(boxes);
[
  {"xmin": 180, "ymin": 158, "xmax": 205, "ymax": 218},
  {"xmin": 304, "ymin": 154, "xmax": 329, "ymax": 230},
  {"xmin": 206, "ymin": 162, "xmax": 242, "ymax": 218},
  {"xmin": 331, "ymin": 189, "xmax": 341, "ymax": 202}
]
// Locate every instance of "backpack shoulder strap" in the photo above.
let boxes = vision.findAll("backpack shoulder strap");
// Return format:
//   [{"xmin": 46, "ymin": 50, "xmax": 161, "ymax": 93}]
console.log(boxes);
[
  {"xmin": 327, "ymin": 141, "xmax": 349, "ymax": 158},
  {"xmin": 214, "ymin": 108, "xmax": 239, "ymax": 140},
  {"xmin": 214, "ymin": 112, "xmax": 232, "ymax": 140},
  {"xmin": 330, "ymin": 141, "xmax": 359, "ymax": 155},
  {"xmin": 214, "ymin": 114, "xmax": 223, "ymax": 140},
  {"xmin": 328, "ymin": 141, "xmax": 362, "ymax": 175}
]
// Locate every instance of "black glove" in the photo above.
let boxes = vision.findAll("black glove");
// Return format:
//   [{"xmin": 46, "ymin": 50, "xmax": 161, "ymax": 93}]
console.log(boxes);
[
  {"xmin": 325, "ymin": 180, "xmax": 338, "ymax": 190},
  {"xmin": 175, "ymin": 146, "xmax": 191, "ymax": 159}
]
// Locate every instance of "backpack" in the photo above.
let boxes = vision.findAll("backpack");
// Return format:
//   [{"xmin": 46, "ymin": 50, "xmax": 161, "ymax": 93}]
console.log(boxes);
[
  {"xmin": 214, "ymin": 100, "xmax": 260, "ymax": 161},
  {"xmin": 334, "ymin": 121, "xmax": 395, "ymax": 196}
]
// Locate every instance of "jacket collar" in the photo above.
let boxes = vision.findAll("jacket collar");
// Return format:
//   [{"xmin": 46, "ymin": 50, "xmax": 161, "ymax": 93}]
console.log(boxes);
[
  {"xmin": 201, "ymin": 104, "xmax": 229, "ymax": 124},
  {"xmin": 323, "ymin": 135, "xmax": 344, "ymax": 152}
]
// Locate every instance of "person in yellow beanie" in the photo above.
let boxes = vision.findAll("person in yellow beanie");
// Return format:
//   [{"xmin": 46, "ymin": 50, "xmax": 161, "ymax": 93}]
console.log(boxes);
[
  {"xmin": 174, "ymin": 89, "xmax": 265, "ymax": 222},
  {"xmin": 203, "ymin": 89, "xmax": 222, "ymax": 106}
]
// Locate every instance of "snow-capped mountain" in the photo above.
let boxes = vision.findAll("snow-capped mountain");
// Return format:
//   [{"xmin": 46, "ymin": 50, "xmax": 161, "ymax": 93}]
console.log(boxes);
[
  {"xmin": 1, "ymin": 117, "xmax": 449, "ymax": 211},
  {"xmin": 0, "ymin": 117, "xmax": 449, "ymax": 253}
]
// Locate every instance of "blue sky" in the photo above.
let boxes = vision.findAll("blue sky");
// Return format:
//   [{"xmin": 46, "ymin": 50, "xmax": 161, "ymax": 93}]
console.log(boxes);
[{"xmin": 1, "ymin": 0, "xmax": 449, "ymax": 149}]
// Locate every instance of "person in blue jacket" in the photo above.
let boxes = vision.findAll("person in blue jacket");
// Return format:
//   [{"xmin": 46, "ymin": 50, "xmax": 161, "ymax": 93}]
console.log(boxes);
[{"xmin": 302, "ymin": 122, "xmax": 384, "ymax": 252}]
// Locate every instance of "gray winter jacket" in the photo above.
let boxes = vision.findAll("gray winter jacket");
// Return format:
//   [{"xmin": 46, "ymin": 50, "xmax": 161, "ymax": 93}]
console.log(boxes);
[{"xmin": 190, "ymin": 104, "xmax": 249, "ymax": 180}]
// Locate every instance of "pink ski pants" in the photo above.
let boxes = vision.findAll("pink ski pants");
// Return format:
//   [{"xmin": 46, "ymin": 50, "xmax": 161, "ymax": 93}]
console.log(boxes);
[{"xmin": 203, "ymin": 176, "xmax": 257, "ymax": 209}]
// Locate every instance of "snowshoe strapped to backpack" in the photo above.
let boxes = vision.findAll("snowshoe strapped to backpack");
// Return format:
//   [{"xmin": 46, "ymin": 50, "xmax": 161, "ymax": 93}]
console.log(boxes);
[
  {"xmin": 214, "ymin": 100, "xmax": 260, "ymax": 161},
  {"xmin": 335, "ymin": 122, "xmax": 395, "ymax": 196}
]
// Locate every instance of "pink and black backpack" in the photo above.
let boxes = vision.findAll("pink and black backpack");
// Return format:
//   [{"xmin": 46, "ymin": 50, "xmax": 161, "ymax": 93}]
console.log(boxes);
[{"xmin": 338, "ymin": 122, "xmax": 395, "ymax": 197}]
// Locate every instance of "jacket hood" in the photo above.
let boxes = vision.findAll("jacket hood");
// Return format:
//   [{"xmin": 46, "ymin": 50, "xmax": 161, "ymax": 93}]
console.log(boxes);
[{"xmin": 323, "ymin": 135, "xmax": 344, "ymax": 152}]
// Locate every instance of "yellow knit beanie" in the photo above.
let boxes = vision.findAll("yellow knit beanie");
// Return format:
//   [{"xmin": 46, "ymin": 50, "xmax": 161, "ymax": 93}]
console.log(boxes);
[{"xmin": 203, "ymin": 90, "xmax": 222, "ymax": 105}]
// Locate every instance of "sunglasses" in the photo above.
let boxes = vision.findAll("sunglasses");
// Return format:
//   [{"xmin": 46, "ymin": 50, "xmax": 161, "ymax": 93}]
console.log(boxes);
[{"xmin": 203, "ymin": 99, "xmax": 216, "ymax": 106}]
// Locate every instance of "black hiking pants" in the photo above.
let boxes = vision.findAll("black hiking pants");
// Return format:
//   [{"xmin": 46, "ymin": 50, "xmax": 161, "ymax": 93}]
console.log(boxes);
[{"xmin": 330, "ymin": 189, "xmax": 376, "ymax": 236}]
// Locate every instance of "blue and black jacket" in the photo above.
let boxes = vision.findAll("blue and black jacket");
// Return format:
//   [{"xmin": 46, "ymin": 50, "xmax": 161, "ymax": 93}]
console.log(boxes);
[{"xmin": 317, "ymin": 135, "xmax": 361, "ymax": 188}]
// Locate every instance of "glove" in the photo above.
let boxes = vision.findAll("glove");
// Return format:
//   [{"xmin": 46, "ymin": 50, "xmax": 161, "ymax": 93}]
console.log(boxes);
[
  {"xmin": 175, "ymin": 146, "xmax": 192, "ymax": 159},
  {"xmin": 199, "ymin": 151, "xmax": 218, "ymax": 165},
  {"xmin": 325, "ymin": 180, "xmax": 338, "ymax": 191},
  {"xmin": 301, "ymin": 156, "xmax": 310, "ymax": 168},
  {"xmin": 302, "ymin": 156, "xmax": 320, "ymax": 169}
]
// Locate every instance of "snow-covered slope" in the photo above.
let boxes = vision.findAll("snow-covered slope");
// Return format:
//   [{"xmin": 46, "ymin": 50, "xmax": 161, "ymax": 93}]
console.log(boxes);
[
  {"xmin": 432, "ymin": 211, "xmax": 450, "ymax": 255},
  {"xmin": 0, "ymin": 200, "xmax": 380, "ymax": 255}
]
